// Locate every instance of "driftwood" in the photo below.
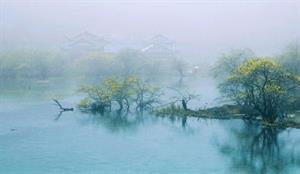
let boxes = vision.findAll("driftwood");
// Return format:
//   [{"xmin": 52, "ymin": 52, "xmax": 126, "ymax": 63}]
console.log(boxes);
[
  {"xmin": 53, "ymin": 99, "xmax": 74, "ymax": 111},
  {"xmin": 54, "ymin": 111, "xmax": 63, "ymax": 121}
]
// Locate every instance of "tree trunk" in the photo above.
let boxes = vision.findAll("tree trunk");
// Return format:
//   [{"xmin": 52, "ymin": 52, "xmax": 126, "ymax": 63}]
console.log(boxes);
[{"xmin": 182, "ymin": 99, "xmax": 188, "ymax": 110}]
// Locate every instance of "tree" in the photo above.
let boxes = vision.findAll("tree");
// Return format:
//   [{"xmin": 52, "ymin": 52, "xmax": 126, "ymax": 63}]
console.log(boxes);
[
  {"xmin": 278, "ymin": 42, "xmax": 300, "ymax": 109},
  {"xmin": 78, "ymin": 76, "xmax": 161, "ymax": 112},
  {"xmin": 168, "ymin": 87, "xmax": 199, "ymax": 111},
  {"xmin": 220, "ymin": 58, "xmax": 300, "ymax": 122},
  {"xmin": 172, "ymin": 58, "xmax": 188, "ymax": 80},
  {"xmin": 116, "ymin": 49, "xmax": 146, "ymax": 77},
  {"xmin": 212, "ymin": 48, "xmax": 255, "ymax": 80},
  {"xmin": 0, "ymin": 49, "xmax": 65, "ymax": 80},
  {"xmin": 278, "ymin": 42, "xmax": 300, "ymax": 76},
  {"xmin": 73, "ymin": 52, "xmax": 117, "ymax": 78},
  {"xmin": 133, "ymin": 80, "xmax": 161, "ymax": 111},
  {"xmin": 103, "ymin": 76, "xmax": 137, "ymax": 110},
  {"xmin": 78, "ymin": 85, "xmax": 113, "ymax": 112}
]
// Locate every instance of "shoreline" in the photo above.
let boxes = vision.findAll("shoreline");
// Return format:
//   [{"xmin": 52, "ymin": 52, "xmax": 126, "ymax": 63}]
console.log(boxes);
[{"xmin": 154, "ymin": 104, "xmax": 300, "ymax": 129}]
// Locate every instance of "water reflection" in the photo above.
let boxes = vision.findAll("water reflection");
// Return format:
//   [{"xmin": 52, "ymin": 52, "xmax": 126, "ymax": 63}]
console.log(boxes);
[
  {"xmin": 52, "ymin": 108, "xmax": 300, "ymax": 174},
  {"xmin": 54, "ymin": 111, "xmax": 63, "ymax": 121},
  {"xmin": 73, "ymin": 109, "xmax": 200, "ymax": 134},
  {"xmin": 77, "ymin": 110, "xmax": 145, "ymax": 132},
  {"xmin": 218, "ymin": 121, "xmax": 300, "ymax": 174}
]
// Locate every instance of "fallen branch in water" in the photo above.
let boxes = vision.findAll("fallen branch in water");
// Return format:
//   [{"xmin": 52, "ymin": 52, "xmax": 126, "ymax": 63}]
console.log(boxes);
[{"xmin": 53, "ymin": 99, "xmax": 74, "ymax": 111}]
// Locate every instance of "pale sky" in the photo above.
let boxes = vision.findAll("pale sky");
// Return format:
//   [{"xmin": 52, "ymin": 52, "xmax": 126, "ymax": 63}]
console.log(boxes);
[{"xmin": 1, "ymin": 0, "xmax": 299, "ymax": 60}]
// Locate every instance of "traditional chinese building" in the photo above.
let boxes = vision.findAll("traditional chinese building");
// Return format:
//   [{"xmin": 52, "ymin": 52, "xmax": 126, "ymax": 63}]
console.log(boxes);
[
  {"xmin": 141, "ymin": 34, "xmax": 176, "ymax": 58},
  {"xmin": 62, "ymin": 31, "xmax": 108, "ymax": 55}
]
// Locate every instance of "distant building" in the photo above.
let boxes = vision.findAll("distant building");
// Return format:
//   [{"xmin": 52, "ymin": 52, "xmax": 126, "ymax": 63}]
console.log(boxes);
[
  {"xmin": 62, "ymin": 31, "xmax": 108, "ymax": 55},
  {"xmin": 141, "ymin": 34, "xmax": 176, "ymax": 58}
]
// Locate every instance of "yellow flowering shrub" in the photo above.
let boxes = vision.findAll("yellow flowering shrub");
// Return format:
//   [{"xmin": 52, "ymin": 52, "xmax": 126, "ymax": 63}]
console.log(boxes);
[{"xmin": 220, "ymin": 58, "xmax": 300, "ymax": 122}]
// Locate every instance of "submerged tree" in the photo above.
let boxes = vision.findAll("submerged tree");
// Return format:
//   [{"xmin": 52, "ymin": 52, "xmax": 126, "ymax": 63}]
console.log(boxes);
[
  {"xmin": 79, "ymin": 85, "xmax": 113, "ymax": 112},
  {"xmin": 133, "ymin": 80, "xmax": 162, "ymax": 111},
  {"xmin": 220, "ymin": 58, "xmax": 300, "ymax": 122},
  {"xmin": 104, "ymin": 76, "xmax": 137, "ymax": 110},
  {"xmin": 78, "ymin": 76, "xmax": 161, "ymax": 113},
  {"xmin": 79, "ymin": 76, "xmax": 137, "ymax": 111},
  {"xmin": 168, "ymin": 87, "xmax": 200, "ymax": 111}
]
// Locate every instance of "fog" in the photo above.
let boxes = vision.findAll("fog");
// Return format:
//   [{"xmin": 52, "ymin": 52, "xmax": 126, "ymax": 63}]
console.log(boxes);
[
  {"xmin": 1, "ymin": 0, "xmax": 299, "ymax": 63},
  {"xmin": 1, "ymin": 2, "xmax": 300, "ymax": 174}
]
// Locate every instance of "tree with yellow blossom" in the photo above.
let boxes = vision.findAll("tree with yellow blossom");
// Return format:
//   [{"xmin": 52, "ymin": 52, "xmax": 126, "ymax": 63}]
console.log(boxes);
[
  {"xmin": 220, "ymin": 58, "xmax": 300, "ymax": 122},
  {"xmin": 78, "ymin": 76, "xmax": 161, "ymax": 112}
]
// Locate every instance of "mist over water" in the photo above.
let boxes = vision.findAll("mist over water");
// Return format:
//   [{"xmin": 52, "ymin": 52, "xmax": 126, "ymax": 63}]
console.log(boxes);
[{"xmin": 0, "ymin": 1, "xmax": 300, "ymax": 174}]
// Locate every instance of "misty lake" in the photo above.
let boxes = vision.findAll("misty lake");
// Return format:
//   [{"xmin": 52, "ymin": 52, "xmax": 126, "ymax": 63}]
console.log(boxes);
[
  {"xmin": 0, "ymin": 80, "xmax": 299, "ymax": 174},
  {"xmin": 1, "ymin": 1, "xmax": 300, "ymax": 173}
]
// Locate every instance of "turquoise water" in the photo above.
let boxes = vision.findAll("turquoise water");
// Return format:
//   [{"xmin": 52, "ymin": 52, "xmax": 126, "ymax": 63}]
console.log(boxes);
[{"xmin": 0, "ymin": 80, "xmax": 299, "ymax": 174}]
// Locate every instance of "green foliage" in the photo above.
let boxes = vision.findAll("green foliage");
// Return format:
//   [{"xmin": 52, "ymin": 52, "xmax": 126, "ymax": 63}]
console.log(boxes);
[
  {"xmin": 78, "ymin": 98, "xmax": 93, "ymax": 109},
  {"xmin": 278, "ymin": 42, "xmax": 300, "ymax": 76},
  {"xmin": 220, "ymin": 58, "xmax": 300, "ymax": 122},
  {"xmin": 0, "ymin": 48, "xmax": 188, "ymax": 82},
  {"xmin": 0, "ymin": 49, "xmax": 65, "ymax": 80},
  {"xmin": 104, "ymin": 76, "xmax": 138, "ymax": 109},
  {"xmin": 72, "ymin": 52, "xmax": 116, "ymax": 78},
  {"xmin": 79, "ymin": 84, "xmax": 113, "ymax": 111},
  {"xmin": 71, "ymin": 49, "xmax": 186, "ymax": 82},
  {"xmin": 212, "ymin": 48, "xmax": 255, "ymax": 80},
  {"xmin": 155, "ymin": 103, "xmax": 187, "ymax": 117},
  {"xmin": 115, "ymin": 49, "xmax": 147, "ymax": 77}
]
